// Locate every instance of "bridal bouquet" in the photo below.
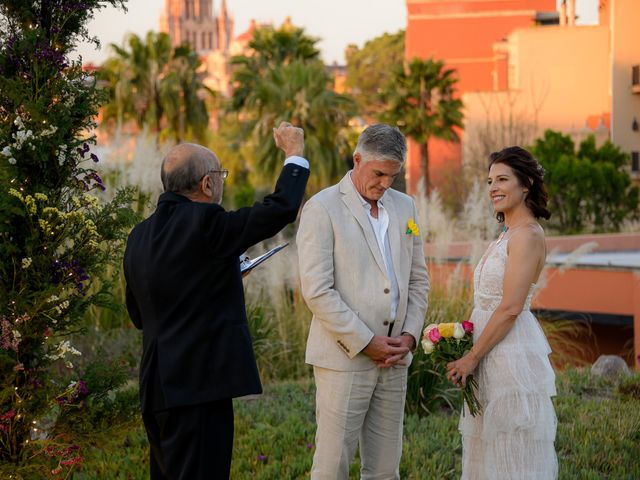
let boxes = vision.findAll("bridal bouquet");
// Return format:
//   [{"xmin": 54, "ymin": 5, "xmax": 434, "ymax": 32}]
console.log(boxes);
[{"xmin": 421, "ymin": 321, "xmax": 482, "ymax": 416}]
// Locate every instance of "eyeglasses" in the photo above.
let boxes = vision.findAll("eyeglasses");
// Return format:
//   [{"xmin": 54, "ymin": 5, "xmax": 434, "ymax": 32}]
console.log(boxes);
[{"xmin": 202, "ymin": 169, "xmax": 229, "ymax": 181}]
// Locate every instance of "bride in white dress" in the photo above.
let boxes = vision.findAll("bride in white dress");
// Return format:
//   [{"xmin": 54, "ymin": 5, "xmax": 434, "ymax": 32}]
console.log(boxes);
[{"xmin": 447, "ymin": 146, "xmax": 557, "ymax": 480}]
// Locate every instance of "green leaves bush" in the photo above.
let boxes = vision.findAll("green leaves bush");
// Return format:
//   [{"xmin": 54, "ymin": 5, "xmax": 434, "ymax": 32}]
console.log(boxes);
[
  {"xmin": 531, "ymin": 130, "xmax": 639, "ymax": 233},
  {"xmin": 0, "ymin": 0, "xmax": 138, "ymax": 471}
]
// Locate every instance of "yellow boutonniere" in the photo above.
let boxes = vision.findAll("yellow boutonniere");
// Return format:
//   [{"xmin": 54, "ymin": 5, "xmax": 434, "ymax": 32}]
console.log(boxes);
[{"xmin": 405, "ymin": 218, "xmax": 419, "ymax": 236}]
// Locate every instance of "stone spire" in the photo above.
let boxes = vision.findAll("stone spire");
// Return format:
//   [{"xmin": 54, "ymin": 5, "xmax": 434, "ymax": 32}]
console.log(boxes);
[{"xmin": 217, "ymin": 0, "xmax": 233, "ymax": 52}]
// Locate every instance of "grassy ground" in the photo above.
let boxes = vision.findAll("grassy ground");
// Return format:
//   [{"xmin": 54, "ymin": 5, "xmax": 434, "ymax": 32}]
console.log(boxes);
[{"xmin": 62, "ymin": 368, "xmax": 640, "ymax": 479}]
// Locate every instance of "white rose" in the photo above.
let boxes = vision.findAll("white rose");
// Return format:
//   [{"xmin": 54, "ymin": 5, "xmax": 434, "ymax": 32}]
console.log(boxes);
[
  {"xmin": 453, "ymin": 323, "xmax": 465, "ymax": 339},
  {"xmin": 421, "ymin": 338, "xmax": 435, "ymax": 354}
]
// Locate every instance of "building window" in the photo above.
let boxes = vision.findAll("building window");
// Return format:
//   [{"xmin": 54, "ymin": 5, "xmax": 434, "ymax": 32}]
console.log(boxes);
[
  {"xmin": 202, "ymin": 32, "xmax": 206, "ymax": 50},
  {"xmin": 208, "ymin": 32, "xmax": 213, "ymax": 50},
  {"xmin": 185, "ymin": 29, "xmax": 189, "ymax": 45},
  {"xmin": 633, "ymin": 65, "xmax": 640, "ymax": 87},
  {"xmin": 632, "ymin": 151, "xmax": 639, "ymax": 173}
]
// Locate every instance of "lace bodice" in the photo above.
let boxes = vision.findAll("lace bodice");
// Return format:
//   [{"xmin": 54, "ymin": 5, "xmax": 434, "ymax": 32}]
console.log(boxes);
[{"xmin": 473, "ymin": 237, "xmax": 535, "ymax": 312}]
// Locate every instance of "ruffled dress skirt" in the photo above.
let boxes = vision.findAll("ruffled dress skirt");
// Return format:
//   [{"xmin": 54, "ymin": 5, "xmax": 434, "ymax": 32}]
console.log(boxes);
[{"xmin": 458, "ymin": 307, "xmax": 558, "ymax": 480}]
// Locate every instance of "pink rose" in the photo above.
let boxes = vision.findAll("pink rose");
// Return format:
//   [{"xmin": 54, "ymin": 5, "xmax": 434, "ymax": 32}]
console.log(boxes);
[
  {"xmin": 428, "ymin": 327, "xmax": 441, "ymax": 343},
  {"xmin": 462, "ymin": 320, "xmax": 474, "ymax": 334}
]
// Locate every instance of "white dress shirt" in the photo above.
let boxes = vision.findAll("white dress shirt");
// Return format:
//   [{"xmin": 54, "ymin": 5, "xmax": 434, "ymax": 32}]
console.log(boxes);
[
  {"xmin": 284, "ymin": 155, "xmax": 309, "ymax": 169},
  {"xmin": 349, "ymin": 174, "xmax": 400, "ymax": 324}
]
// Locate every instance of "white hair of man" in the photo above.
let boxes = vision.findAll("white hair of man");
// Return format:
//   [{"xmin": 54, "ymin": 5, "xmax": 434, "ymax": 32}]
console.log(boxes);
[{"xmin": 354, "ymin": 124, "xmax": 407, "ymax": 164}]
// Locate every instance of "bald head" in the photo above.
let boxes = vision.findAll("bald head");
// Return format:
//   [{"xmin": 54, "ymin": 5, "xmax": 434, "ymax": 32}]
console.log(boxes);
[{"xmin": 161, "ymin": 143, "xmax": 220, "ymax": 195}]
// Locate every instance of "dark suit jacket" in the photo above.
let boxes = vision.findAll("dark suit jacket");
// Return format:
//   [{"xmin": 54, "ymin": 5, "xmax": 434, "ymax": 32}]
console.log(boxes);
[{"xmin": 124, "ymin": 163, "xmax": 309, "ymax": 412}]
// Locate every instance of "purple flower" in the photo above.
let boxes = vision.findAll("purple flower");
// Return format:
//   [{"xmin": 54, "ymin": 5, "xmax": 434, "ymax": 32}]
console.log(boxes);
[
  {"xmin": 50, "ymin": 259, "xmax": 90, "ymax": 295},
  {"xmin": 81, "ymin": 171, "xmax": 105, "ymax": 192},
  {"xmin": 75, "ymin": 380, "xmax": 89, "ymax": 397},
  {"xmin": 29, "ymin": 378, "xmax": 43, "ymax": 389},
  {"xmin": 90, "ymin": 153, "xmax": 99, "ymax": 163},
  {"xmin": 32, "ymin": 41, "xmax": 68, "ymax": 71},
  {"xmin": 257, "ymin": 454, "xmax": 267, "ymax": 462}
]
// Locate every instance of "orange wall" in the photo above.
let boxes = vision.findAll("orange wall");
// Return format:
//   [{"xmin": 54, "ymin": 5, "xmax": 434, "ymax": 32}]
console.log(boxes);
[
  {"xmin": 534, "ymin": 269, "xmax": 636, "ymax": 316},
  {"xmin": 507, "ymin": 25, "xmax": 610, "ymax": 130},
  {"xmin": 406, "ymin": 0, "xmax": 554, "ymax": 90},
  {"xmin": 407, "ymin": 16, "xmax": 535, "ymax": 91},
  {"xmin": 407, "ymin": 137, "xmax": 462, "ymax": 193}
]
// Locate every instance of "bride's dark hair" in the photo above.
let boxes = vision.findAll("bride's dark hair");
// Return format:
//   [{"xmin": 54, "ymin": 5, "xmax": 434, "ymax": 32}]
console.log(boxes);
[{"xmin": 488, "ymin": 146, "xmax": 551, "ymax": 223}]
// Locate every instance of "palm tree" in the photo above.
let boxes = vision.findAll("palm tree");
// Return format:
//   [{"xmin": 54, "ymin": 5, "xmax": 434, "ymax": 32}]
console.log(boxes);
[
  {"xmin": 100, "ymin": 32, "xmax": 210, "ymax": 141},
  {"xmin": 379, "ymin": 58, "xmax": 464, "ymax": 193},
  {"xmin": 227, "ymin": 21, "xmax": 356, "ymax": 191},
  {"xmin": 108, "ymin": 32, "xmax": 173, "ymax": 132},
  {"xmin": 160, "ymin": 45, "xmax": 210, "ymax": 142},
  {"xmin": 229, "ymin": 21, "xmax": 321, "ymax": 112},
  {"xmin": 241, "ymin": 60, "xmax": 356, "ymax": 190}
]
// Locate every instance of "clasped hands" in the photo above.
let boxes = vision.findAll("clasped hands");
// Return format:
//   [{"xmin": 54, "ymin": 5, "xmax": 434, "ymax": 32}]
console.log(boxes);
[{"xmin": 363, "ymin": 334, "xmax": 415, "ymax": 368}]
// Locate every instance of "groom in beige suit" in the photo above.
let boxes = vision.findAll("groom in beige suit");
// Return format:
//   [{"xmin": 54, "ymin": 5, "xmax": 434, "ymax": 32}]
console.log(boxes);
[{"xmin": 297, "ymin": 124, "xmax": 429, "ymax": 479}]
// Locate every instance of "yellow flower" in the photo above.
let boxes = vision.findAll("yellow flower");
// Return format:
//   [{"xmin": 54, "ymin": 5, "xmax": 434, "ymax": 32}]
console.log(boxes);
[
  {"xmin": 38, "ymin": 219, "xmax": 52, "ymax": 235},
  {"xmin": 405, "ymin": 218, "xmax": 420, "ymax": 236},
  {"xmin": 438, "ymin": 323, "xmax": 456, "ymax": 338},
  {"xmin": 24, "ymin": 195, "xmax": 36, "ymax": 216},
  {"xmin": 8, "ymin": 188, "xmax": 23, "ymax": 201},
  {"xmin": 82, "ymin": 193, "xmax": 99, "ymax": 208}
]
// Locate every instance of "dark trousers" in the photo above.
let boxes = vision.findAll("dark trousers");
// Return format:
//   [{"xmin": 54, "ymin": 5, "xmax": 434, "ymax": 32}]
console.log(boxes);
[{"xmin": 143, "ymin": 399, "xmax": 234, "ymax": 480}]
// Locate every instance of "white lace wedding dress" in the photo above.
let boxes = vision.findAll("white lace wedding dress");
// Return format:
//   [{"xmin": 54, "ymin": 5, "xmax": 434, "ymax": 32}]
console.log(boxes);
[{"xmin": 459, "ymin": 236, "xmax": 558, "ymax": 479}]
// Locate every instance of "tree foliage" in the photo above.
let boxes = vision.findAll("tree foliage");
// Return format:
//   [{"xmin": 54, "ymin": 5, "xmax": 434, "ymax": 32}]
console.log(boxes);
[
  {"xmin": 100, "ymin": 31, "xmax": 210, "ymax": 142},
  {"xmin": 531, "ymin": 130, "xmax": 639, "ymax": 233},
  {"xmin": 229, "ymin": 21, "xmax": 320, "ymax": 112},
  {"xmin": 379, "ymin": 58, "xmax": 464, "ymax": 193},
  {"xmin": 0, "ymin": 0, "xmax": 138, "ymax": 470},
  {"xmin": 227, "ymin": 21, "xmax": 356, "ymax": 192},
  {"xmin": 345, "ymin": 30, "xmax": 404, "ymax": 118}
]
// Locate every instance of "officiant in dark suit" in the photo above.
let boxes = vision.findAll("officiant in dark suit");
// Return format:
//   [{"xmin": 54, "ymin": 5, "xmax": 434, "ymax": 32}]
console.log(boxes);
[{"xmin": 124, "ymin": 122, "xmax": 309, "ymax": 479}]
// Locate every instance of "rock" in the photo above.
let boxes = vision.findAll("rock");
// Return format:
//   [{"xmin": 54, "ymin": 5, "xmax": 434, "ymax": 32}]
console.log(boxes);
[{"xmin": 591, "ymin": 355, "xmax": 630, "ymax": 379}]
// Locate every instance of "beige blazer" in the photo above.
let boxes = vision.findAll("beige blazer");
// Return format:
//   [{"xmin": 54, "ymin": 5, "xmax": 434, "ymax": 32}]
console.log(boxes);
[{"xmin": 297, "ymin": 172, "xmax": 429, "ymax": 371}]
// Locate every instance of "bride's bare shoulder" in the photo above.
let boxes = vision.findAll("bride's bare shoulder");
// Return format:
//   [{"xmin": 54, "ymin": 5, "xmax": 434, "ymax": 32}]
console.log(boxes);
[{"xmin": 508, "ymin": 223, "xmax": 545, "ymax": 253}]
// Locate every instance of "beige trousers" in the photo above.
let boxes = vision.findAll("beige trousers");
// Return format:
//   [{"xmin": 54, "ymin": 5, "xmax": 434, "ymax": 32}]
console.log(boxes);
[{"xmin": 311, "ymin": 366, "xmax": 408, "ymax": 480}]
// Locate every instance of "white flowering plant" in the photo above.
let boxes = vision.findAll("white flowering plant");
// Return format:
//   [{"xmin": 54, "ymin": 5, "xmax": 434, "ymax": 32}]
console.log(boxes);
[{"xmin": 0, "ymin": 0, "xmax": 138, "ymax": 471}]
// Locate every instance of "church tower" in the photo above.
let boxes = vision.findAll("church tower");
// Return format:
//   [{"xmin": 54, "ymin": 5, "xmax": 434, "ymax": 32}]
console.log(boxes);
[
  {"xmin": 159, "ymin": 0, "xmax": 234, "ymax": 54},
  {"xmin": 217, "ymin": 0, "xmax": 234, "ymax": 53}
]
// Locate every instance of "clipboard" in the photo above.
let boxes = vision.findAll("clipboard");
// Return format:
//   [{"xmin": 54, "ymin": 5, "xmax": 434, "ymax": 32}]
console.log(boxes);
[{"xmin": 240, "ymin": 243, "xmax": 289, "ymax": 275}]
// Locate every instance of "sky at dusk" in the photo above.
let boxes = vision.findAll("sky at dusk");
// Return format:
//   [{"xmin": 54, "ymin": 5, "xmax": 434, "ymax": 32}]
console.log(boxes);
[{"xmin": 74, "ymin": 0, "xmax": 600, "ymax": 66}]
